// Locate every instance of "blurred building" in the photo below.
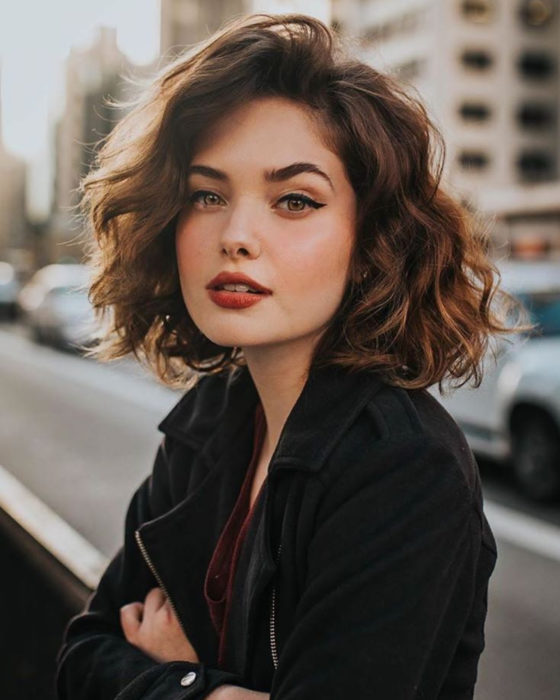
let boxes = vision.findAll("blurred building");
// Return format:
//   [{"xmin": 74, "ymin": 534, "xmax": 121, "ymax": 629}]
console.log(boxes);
[
  {"xmin": 335, "ymin": 0, "xmax": 559, "ymax": 191},
  {"xmin": 49, "ymin": 26, "xmax": 133, "ymax": 263},
  {"xmin": 0, "ymin": 65, "xmax": 28, "ymax": 264},
  {"xmin": 333, "ymin": 0, "xmax": 560, "ymax": 257}
]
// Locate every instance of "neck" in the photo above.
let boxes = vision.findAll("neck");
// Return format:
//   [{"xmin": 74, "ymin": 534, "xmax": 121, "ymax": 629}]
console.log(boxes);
[{"xmin": 243, "ymin": 335, "xmax": 319, "ymax": 463}]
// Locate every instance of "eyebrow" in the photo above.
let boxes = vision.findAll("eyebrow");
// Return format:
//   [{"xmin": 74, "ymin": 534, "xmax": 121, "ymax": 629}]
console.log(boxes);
[{"xmin": 186, "ymin": 162, "xmax": 334, "ymax": 191}]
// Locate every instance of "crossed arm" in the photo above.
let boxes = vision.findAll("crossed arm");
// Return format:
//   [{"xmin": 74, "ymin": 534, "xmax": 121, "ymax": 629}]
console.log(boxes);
[
  {"xmin": 56, "ymin": 439, "xmax": 274, "ymax": 700},
  {"xmin": 58, "ymin": 435, "xmax": 483, "ymax": 699},
  {"xmin": 119, "ymin": 585, "xmax": 269, "ymax": 700}
]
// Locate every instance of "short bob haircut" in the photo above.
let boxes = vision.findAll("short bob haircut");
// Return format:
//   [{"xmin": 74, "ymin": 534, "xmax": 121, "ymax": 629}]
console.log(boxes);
[{"xmin": 80, "ymin": 12, "xmax": 529, "ymax": 392}]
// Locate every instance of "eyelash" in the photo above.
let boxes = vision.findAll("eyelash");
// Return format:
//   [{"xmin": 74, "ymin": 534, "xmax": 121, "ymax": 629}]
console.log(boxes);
[{"xmin": 187, "ymin": 190, "xmax": 326, "ymax": 212}]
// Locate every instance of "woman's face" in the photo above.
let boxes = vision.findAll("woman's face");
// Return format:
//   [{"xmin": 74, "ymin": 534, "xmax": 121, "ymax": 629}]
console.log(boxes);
[{"xmin": 175, "ymin": 96, "xmax": 357, "ymax": 358}]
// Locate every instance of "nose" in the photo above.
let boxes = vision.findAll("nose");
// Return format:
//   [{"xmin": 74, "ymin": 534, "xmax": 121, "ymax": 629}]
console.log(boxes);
[{"xmin": 219, "ymin": 200, "xmax": 262, "ymax": 260}]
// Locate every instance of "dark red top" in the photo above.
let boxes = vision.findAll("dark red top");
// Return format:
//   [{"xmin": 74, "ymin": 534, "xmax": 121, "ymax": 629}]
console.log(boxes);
[{"xmin": 203, "ymin": 401, "xmax": 267, "ymax": 668}]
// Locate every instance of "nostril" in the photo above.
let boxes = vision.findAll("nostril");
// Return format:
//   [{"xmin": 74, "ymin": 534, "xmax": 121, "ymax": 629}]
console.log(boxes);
[{"xmin": 223, "ymin": 246, "xmax": 250, "ymax": 257}]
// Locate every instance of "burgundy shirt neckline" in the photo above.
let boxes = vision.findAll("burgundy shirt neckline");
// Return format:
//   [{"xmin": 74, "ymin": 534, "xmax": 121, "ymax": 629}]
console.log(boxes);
[{"xmin": 203, "ymin": 400, "xmax": 267, "ymax": 668}]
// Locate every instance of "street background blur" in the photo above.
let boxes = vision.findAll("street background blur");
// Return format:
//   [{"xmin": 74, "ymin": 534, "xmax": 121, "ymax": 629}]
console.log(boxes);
[{"xmin": 1, "ymin": 1, "xmax": 560, "ymax": 699}]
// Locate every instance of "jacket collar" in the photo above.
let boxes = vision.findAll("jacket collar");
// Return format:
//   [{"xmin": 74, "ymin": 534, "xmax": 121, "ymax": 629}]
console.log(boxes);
[{"xmin": 158, "ymin": 363, "xmax": 386, "ymax": 474}]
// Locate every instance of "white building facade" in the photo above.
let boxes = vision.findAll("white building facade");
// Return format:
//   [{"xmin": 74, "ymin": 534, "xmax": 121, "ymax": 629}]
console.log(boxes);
[{"xmin": 333, "ymin": 0, "xmax": 560, "ymax": 256}]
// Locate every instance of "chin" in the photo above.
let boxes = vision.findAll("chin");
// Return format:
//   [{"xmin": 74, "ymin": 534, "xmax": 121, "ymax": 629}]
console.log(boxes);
[
  {"xmin": 196, "ymin": 323, "xmax": 266, "ymax": 349},
  {"xmin": 212, "ymin": 334, "xmax": 274, "ymax": 349}
]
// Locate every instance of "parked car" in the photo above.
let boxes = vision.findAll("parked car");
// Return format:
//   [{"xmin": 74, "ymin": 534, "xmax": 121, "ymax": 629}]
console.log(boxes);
[
  {"xmin": 429, "ymin": 259, "xmax": 560, "ymax": 502},
  {"xmin": 0, "ymin": 261, "xmax": 20, "ymax": 319},
  {"xmin": 17, "ymin": 264, "xmax": 98, "ymax": 351}
]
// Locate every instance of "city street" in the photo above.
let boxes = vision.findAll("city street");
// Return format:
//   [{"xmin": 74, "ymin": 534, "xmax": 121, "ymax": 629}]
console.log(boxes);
[{"xmin": 0, "ymin": 323, "xmax": 559, "ymax": 699}]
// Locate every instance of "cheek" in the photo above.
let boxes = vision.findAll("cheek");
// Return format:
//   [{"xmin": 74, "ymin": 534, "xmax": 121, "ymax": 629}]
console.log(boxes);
[
  {"xmin": 277, "ymin": 226, "xmax": 353, "ymax": 298},
  {"xmin": 175, "ymin": 224, "xmax": 204, "ymax": 280}
]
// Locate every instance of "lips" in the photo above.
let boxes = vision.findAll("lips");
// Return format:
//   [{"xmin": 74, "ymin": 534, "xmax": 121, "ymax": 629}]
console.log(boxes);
[
  {"xmin": 206, "ymin": 271, "xmax": 272, "ymax": 295},
  {"xmin": 208, "ymin": 289, "xmax": 266, "ymax": 309}
]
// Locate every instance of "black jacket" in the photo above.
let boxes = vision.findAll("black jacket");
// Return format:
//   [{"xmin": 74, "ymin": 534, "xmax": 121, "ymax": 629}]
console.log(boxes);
[{"xmin": 56, "ymin": 363, "xmax": 497, "ymax": 699}]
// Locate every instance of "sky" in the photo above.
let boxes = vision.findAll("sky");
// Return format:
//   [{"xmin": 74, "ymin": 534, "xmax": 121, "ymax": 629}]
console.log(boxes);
[{"xmin": 0, "ymin": 0, "xmax": 161, "ymax": 219}]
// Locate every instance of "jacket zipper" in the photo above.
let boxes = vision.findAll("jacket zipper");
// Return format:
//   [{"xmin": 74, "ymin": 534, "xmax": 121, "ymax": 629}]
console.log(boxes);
[
  {"xmin": 269, "ymin": 541, "xmax": 283, "ymax": 670},
  {"xmin": 134, "ymin": 529, "xmax": 188, "ymax": 638}
]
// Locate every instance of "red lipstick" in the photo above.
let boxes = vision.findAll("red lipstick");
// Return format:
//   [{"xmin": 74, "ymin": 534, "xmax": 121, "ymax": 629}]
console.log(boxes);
[{"xmin": 206, "ymin": 271, "xmax": 272, "ymax": 309}]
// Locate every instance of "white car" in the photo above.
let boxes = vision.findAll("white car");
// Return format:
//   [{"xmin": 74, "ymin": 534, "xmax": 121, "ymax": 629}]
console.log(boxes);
[
  {"xmin": 430, "ymin": 259, "xmax": 560, "ymax": 502},
  {"xmin": 17, "ymin": 264, "xmax": 99, "ymax": 351}
]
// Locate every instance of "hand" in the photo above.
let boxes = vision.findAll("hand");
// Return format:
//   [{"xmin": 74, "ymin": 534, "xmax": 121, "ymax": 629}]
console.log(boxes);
[
  {"xmin": 206, "ymin": 686, "xmax": 270, "ymax": 699},
  {"xmin": 120, "ymin": 587, "xmax": 200, "ymax": 663}
]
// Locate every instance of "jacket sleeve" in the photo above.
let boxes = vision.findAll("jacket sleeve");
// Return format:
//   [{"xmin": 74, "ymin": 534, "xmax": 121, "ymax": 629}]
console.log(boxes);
[
  {"xmin": 55, "ymin": 435, "xmax": 244, "ymax": 700},
  {"xmin": 269, "ymin": 435, "xmax": 484, "ymax": 700}
]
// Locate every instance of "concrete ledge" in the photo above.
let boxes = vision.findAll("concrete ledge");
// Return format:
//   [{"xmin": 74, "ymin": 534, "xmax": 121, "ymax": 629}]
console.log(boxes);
[
  {"xmin": 0, "ymin": 463, "xmax": 109, "ymax": 700},
  {"xmin": 0, "ymin": 463, "xmax": 108, "ymax": 592}
]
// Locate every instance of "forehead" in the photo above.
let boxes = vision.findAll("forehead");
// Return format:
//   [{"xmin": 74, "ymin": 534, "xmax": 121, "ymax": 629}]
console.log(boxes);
[
  {"xmin": 197, "ymin": 97, "xmax": 326, "ymax": 151},
  {"xmin": 190, "ymin": 97, "xmax": 343, "ymax": 178}
]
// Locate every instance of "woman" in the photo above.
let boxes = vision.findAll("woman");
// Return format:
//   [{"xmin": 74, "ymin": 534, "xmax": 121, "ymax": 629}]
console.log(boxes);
[{"xmin": 56, "ymin": 13, "xmax": 527, "ymax": 700}]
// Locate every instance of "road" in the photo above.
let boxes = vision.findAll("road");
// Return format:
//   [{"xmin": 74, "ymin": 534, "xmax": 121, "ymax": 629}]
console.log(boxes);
[
  {"xmin": 0, "ymin": 324, "xmax": 181, "ymax": 555},
  {"xmin": 0, "ymin": 323, "xmax": 559, "ymax": 699}
]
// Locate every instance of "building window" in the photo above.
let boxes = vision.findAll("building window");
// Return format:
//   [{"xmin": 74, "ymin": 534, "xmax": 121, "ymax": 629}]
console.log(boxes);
[
  {"xmin": 458, "ymin": 151, "xmax": 491, "ymax": 169},
  {"xmin": 516, "ymin": 102, "xmax": 556, "ymax": 129},
  {"xmin": 518, "ymin": 0, "xmax": 555, "ymax": 27},
  {"xmin": 460, "ymin": 0, "xmax": 495, "ymax": 23},
  {"xmin": 459, "ymin": 102, "xmax": 492, "ymax": 122},
  {"xmin": 517, "ymin": 150, "xmax": 555, "ymax": 181},
  {"xmin": 518, "ymin": 51, "xmax": 556, "ymax": 80},
  {"xmin": 460, "ymin": 49, "xmax": 494, "ymax": 70}
]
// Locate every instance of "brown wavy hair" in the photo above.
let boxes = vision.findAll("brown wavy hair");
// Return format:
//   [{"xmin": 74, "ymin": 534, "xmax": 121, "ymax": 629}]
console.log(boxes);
[{"xmin": 79, "ymin": 12, "xmax": 531, "ymax": 392}]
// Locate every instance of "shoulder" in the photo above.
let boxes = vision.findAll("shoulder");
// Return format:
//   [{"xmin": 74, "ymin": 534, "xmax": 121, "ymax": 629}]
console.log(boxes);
[
  {"xmin": 368, "ymin": 381, "xmax": 475, "ymax": 471},
  {"xmin": 324, "ymin": 378, "xmax": 481, "ymax": 511}
]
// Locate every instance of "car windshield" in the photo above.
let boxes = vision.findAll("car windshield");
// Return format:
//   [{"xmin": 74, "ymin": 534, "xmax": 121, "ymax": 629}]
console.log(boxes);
[{"xmin": 517, "ymin": 290, "xmax": 560, "ymax": 337}]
